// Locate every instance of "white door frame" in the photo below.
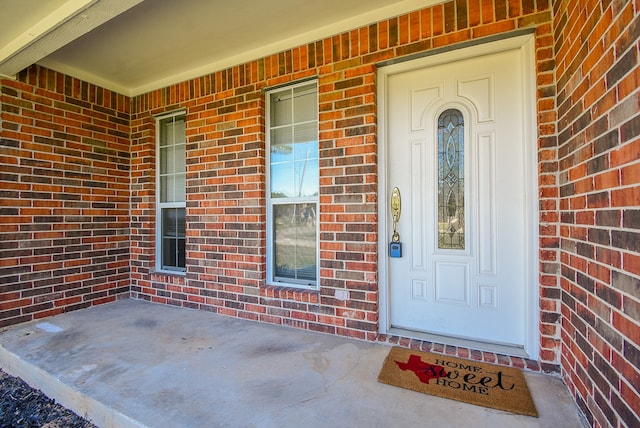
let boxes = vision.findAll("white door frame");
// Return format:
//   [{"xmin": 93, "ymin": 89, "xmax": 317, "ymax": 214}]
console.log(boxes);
[{"xmin": 377, "ymin": 33, "xmax": 540, "ymax": 359}]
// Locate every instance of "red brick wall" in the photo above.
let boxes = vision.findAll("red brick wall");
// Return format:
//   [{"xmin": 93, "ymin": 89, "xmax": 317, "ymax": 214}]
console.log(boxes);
[
  {"xmin": 129, "ymin": 0, "xmax": 559, "ymax": 355},
  {"xmin": 553, "ymin": 0, "xmax": 640, "ymax": 426},
  {"xmin": 0, "ymin": 67, "xmax": 131, "ymax": 327}
]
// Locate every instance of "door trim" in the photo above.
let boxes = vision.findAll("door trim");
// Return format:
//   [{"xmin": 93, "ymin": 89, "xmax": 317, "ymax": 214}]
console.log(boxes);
[{"xmin": 377, "ymin": 34, "xmax": 539, "ymax": 359}]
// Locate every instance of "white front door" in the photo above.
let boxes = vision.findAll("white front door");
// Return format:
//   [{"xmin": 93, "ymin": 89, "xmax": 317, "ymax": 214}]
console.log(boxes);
[{"xmin": 379, "ymin": 36, "xmax": 536, "ymax": 350}]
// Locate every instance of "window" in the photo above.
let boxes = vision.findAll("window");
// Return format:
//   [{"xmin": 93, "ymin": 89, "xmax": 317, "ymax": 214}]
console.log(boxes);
[
  {"xmin": 437, "ymin": 108, "xmax": 465, "ymax": 250},
  {"xmin": 267, "ymin": 82, "xmax": 319, "ymax": 288},
  {"xmin": 156, "ymin": 113, "xmax": 186, "ymax": 272}
]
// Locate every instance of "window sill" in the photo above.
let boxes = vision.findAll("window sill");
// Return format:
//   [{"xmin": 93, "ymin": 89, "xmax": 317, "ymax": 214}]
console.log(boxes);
[
  {"xmin": 266, "ymin": 281, "xmax": 318, "ymax": 291},
  {"xmin": 263, "ymin": 283, "xmax": 320, "ymax": 303},
  {"xmin": 151, "ymin": 270, "xmax": 186, "ymax": 279}
]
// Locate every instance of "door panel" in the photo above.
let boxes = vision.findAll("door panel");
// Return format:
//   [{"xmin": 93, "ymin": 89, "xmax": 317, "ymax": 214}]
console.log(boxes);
[{"xmin": 386, "ymin": 47, "xmax": 528, "ymax": 346}]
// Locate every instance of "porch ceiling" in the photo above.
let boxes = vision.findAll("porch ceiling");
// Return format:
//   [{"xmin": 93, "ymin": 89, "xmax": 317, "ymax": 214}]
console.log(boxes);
[{"xmin": 0, "ymin": 0, "xmax": 439, "ymax": 96}]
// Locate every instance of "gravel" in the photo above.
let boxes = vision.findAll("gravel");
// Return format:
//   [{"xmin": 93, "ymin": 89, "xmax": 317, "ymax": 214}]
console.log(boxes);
[{"xmin": 0, "ymin": 370, "xmax": 96, "ymax": 428}]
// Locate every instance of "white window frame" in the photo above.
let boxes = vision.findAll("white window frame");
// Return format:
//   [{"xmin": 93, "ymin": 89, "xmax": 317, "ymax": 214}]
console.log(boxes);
[
  {"xmin": 266, "ymin": 81, "xmax": 320, "ymax": 289},
  {"xmin": 155, "ymin": 110, "xmax": 187, "ymax": 274}
]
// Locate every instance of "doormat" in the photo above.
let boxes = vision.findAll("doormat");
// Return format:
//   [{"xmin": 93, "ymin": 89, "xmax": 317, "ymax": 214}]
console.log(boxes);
[{"xmin": 378, "ymin": 347, "xmax": 538, "ymax": 417}]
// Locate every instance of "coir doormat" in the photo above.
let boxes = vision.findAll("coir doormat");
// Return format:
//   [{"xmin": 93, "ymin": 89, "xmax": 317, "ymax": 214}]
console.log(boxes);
[{"xmin": 378, "ymin": 347, "xmax": 538, "ymax": 417}]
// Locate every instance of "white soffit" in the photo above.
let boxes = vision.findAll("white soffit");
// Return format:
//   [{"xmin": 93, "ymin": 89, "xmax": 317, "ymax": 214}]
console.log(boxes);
[
  {"xmin": 0, "ymin": 0, "xmax": 144, "ymax": 79},
  {"xmin": 30, "ymin": 0, "xmax": 441, "ymax": 96},
  {"xmin": 0, "ymin": 0, "xmax": 70, "ymax": 49}
]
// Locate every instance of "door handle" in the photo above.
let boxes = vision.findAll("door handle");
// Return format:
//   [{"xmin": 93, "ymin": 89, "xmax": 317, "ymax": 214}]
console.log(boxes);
[
  {"xmin": 389, "ymin": 187, "xmax": 402, "ymax": 258},
  {"xmin": 391, "ymin": 187, "xmax": 401, "ymax": 242}
]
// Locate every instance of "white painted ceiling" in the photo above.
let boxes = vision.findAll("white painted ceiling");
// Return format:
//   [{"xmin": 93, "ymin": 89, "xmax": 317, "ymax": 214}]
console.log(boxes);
[{"xmin": 1, "ymin": 0, "xmax": 439, "ymax": 96}]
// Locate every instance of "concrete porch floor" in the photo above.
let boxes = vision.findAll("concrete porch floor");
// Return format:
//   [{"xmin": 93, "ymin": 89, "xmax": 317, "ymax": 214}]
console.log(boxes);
[{"xmin": 0, "ymin": 299, "xmax": 586, "ymax": 428}]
